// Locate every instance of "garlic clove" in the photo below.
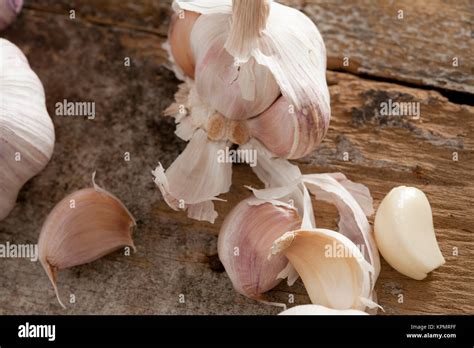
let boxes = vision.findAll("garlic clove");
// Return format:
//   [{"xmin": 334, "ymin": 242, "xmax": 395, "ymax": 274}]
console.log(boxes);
[
  {"xmin": 0, "ymin": 39, "xmax": 55, "ymax": 221},
  {"xmin": 168, "ymin": 9, "xmax": 200, "ymax": 78},
  {"xmin": 152, "ymin": 129, "xmax": 232, "ymax": 223},
  {"xmin": 374, "ymin": 186, "xmax": 445, "ymax": 280},
  {"xmin": 38, "ymin": 175, "xmax": 136, "ymax": 308},
  {"xmin": 270, "ymin": 229, "xmax": 374, "ymax": 310},
  {"xmin": 218, "ymin": 198, "xmax": 301, "ymax": 299},
  {"xmin": 279, "ymin": 304, "xmax": 368, "ymax": 315},
  {"xmin": 248, "ymin": 96, "xmax": 330, "ymax": 159},
  {"xmin": 302, "ymin": 174, "xmax": 381, "ymax": 283},
  {"xmin": 0, "ymin": 0, "xmax": 23, "ymax": 31}
]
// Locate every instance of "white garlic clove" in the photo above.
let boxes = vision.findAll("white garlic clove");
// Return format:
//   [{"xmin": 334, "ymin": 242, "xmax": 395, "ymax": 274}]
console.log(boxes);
[
  {"xmin": 218, "ymin": 198, "xmax": 301, "ymax": 299},
  {"xmin": 374, "ymin": 186, "xmax": 445, "ymax": 280},
  {"xmin": 0, "ymin": 39, "xmax": 55, "ymax": 221},
  {"xmin": 248, "ymin": 96, "xmax": 330, "ymax": 159},
  {"xmin": 38, "ymin": 175, "xmax": 136, "ymax": 308},
  {"xmin": 270, "ymin": 229, "xmax": 374, "ymax": 310},
  {"xmin": 0, "ymin": 0, "xmax": 23, "ymax": 31},
  {"xmin": 279, "ymin": 304, "xmax": 368, "ymax": 315},
  {"xmin": 152, "ymin": 129, "xmax": 232, "ymax": 223}
]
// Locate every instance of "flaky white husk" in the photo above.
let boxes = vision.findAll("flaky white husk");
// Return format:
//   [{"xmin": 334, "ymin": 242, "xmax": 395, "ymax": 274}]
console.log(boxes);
[{"xmin": 0, "ymin": 39, "xmax": 55, "ymax": 220}]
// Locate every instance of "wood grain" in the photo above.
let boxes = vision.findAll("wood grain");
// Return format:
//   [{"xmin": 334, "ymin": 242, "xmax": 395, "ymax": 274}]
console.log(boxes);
[
  {"xmin": 0, "ymin": 1, "xmax": 472, "ymax": 315},
  {"xmin": 23, "ymin": 0, "xmax": 474, "ymax": 94}
]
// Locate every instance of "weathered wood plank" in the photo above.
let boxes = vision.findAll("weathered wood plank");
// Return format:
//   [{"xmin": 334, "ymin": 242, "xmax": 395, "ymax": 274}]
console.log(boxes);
[
  {"xmin": 0, "ymin": 3, "xmax": 472, "ymax": 315},
  {"xmin": 21, "ymin": 0, "xmax": 474, "ymax": 93}
]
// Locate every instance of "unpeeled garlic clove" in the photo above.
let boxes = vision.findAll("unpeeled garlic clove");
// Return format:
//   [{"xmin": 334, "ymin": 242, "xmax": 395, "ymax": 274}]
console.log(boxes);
[
  {"xmin": 0, "ymin": 39, "xmax": 55, "ymax": 221},
  {"xmin": 270, "ymin": 229, "xmax": 374, "ymax": 310},
  {"xmin": 279, "ymin": 304, "xmax": 368, "ymax": 315},
  {"xmin": 168, "ymin": 9, "xmax": 200, "ymax": 78},
  {"xmin": 38, "ymin": 175, "xmax": 136, "ymax": 308},
  {"xmin": 0, "ymin": 0, "xmax": 23, "ymax": 31},
  {"xmin": 248, "ymin": 96, "xmax": 330, "ymax": 159},
  {"xmin": 374, "ymin": 186, "xmax": 445, "ymax": 280},
  {"xmin": 218, "ymin": 198, "xmax": 301, "ymax": 299}
]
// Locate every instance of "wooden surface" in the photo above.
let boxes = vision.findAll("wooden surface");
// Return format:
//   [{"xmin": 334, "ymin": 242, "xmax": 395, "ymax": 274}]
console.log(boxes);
[{"xmin": 0, "ymin": 0, "xmax": 472, "ymax": 315}]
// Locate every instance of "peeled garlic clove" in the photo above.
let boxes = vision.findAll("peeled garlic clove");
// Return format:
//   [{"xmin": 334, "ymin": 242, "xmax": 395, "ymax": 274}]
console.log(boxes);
[
  {"xmin": 168, "ymin": 9, "xmax": 200, "ymax": 78},
  {"xmin": 279, "ymin": 304, "xmax": 368, "ymax": 315},
  {"xmin": 271, "ymin": 229, "xmax": 374, "ymax": 310},
  {"xmin": 0, "ymin": 39, "xmax": 55, "ymax": 221},
  {"xmin": 0, "ymin": 0, "xmax": 23, "ymax": 31},
  {"xmin": 38, "ymin": 177, "xmax": 136, "ymax": 308},
  {"xmin": 218, "ymin": 198, "xmax": 301, "ymax": 299},
  {"xmin": 374, "ymin": 186, "xmax": 445, "ymax": 280},
  {"xmin": 248, "ymin": 96, "xmax": 330, "ymax": 159}
]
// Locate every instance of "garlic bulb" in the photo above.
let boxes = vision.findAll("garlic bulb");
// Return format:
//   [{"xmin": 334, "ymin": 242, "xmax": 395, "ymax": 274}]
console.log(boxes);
[
  {"xmin": 374, "ymin": 186, "xmax": 445, "ymax": 280},
  {"xmin": 0, "ymin": 0, "xmax": 23, "ymax": 31},
  {"xmin": 0, "ymin": 39, "xmax": 55, "ymax": 221},
  {"xmin": 217, "ymin": 198, "xmax": 301, "ymax": 299},
  {"xmin": 156, "ymin": 0, "xmax": 331, "ymax": 222},
  {"xmin": 38, "ymin": 174, "xmax": 136, "ymax": 308},
  {"xmin": 279, "ymin": 304, "xmax": 368, "ymax": 315}
]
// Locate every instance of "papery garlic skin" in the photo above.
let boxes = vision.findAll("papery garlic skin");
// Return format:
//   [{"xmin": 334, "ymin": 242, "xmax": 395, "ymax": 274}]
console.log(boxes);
[
  {"xmin": 191, "ymin": 12, "xmax": 281, "ymax": 119},
  {"xmin": 374, "ymin": 186, "xmax": 445, "ymax": 280},
  {"xmin": 0, "ymin": 39, "xmax": 55, "ymax": 221},
  {"xmin": 279, "ymin": 304, "xmax": 368, "ymax": 316},
  {"xmin": 0, "ymin": 0, "xmax": 23, "ymax": 31},
  {"xmin": 271, "ymin": 229, "xmax": 374, "ymax": 310},
  {"xmin": 38, "ymin": 178, "xmax": 136, "ymax": 308},
  {"xmin": 218, "ymin": 198, "xmax": 301, "ymax": 299}
]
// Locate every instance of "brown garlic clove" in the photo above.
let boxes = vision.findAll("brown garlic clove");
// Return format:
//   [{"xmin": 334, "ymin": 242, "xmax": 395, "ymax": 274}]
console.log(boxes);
[
  {"xmin": 218, "ymin": 198, "xmax": 301, "ymax": 300},
  {"xmin": 168, "ymin": 9, "xmax": 200, "ymax": 78},
  {"xmin": 38, "ymin": 175, "xmax": 136, "ymax": 308},
  {"xmin": 248, "ymin": 96, "xmax": 330, "ymax": 159}
]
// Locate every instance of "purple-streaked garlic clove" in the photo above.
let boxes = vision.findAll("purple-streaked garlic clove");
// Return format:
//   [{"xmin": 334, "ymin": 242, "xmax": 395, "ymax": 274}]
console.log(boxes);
[
  {"xmin": 38, "ymin": 176, "xmax": 136, "ymax": 308},
  {"xmin": 248, "ymin": 96, "xmax": 330, "ymax": 159},
  {"xmin": 0, "ymin": 0, "xmax": 23, "ymax": 31},
  {"xmin": 0, "ymin": 39, "xmax": 55, "ymax": 221},
  {"xmin": 218, "ymin": 197, "xmax": 301, "ymax": 300}
]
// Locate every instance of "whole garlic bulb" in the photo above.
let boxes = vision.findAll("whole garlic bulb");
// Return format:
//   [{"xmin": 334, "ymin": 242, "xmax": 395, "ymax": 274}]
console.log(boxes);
[
  {"xmin": 217, "ymin": 198, "xmax": 301, "ymax": 299},
  {"xmin": 0, "ymin": 39, "xmax": 55, "ymax": 221},
  {"xmin": 0, "ymin": 0, "xmax": 23, "ymax": 31}
]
